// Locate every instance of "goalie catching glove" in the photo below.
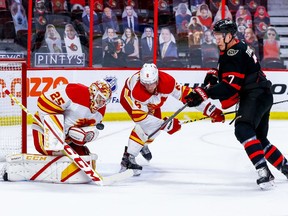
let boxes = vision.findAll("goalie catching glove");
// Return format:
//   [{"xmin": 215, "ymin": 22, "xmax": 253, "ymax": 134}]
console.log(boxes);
[
  {"xmin": 68, "ymin": 126, "xmax": 99, "ymax": 146},
  {"xmin": 161, "ymin": 117, "xmax": 181, "ymax": 135}
]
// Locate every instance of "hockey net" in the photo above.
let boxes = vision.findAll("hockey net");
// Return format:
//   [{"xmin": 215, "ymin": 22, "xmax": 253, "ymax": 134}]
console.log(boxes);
[{"xmin": 0, "ymin": 59, "xmax": 27, "ymax": 162}]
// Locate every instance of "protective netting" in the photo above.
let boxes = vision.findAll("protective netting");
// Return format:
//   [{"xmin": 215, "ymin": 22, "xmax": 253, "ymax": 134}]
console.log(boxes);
[{"xmin": 0, "ymin": 60, "xmax": 25, "ymax": 161}]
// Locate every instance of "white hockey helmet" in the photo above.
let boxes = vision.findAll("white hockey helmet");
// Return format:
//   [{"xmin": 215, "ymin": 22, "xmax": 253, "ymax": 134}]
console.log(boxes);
[
  {"xmin": 139, "ymin": 63, "xmax": 159, "ymax": 84},
  {"xmin": 89, "ymin": 79, "xmax": 112, "ymax": 113}
]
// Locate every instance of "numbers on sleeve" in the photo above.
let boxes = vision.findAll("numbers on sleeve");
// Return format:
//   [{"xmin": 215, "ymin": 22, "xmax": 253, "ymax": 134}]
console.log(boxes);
[{"xmin": 50, "ymin": 91, "xmax": 65, "ymax": 105}]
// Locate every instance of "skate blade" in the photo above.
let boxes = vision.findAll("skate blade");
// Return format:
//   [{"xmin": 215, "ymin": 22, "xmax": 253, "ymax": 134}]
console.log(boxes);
[
  {"xmin": 119, "ymin": 167, "xmax": 141, "ymax": 176},
  {"xmin": 259, "ymin": 180, "xmax": 275, "ymax": 190}
]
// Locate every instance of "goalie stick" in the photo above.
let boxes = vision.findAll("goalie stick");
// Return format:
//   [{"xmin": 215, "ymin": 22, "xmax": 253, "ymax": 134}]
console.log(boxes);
[
  {"xmin": 148, "ymin": 103, "xmax": 188, "ymax": 139},
  {"xmin": 3, "ymin": 88, "xmax": 133, "ymax": 186}
]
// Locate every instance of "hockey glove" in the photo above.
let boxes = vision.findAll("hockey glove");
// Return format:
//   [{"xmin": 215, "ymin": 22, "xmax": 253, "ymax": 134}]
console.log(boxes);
[
  {"xmin": 68, "ymin": 126, "xmax": 99, "ymax": 146},
  {"xmin": 185, "ymin": 87, "xmax": 208, "ymax": 107},
  {"xmin": 204, "ymin": 68, "xmax": 218, "ymax": 87},
  {"xmin": 203, "ymin": 102, "xmax": 225, "ymax": 123},
  {"xmin": 162, "ymin": 117, "xmax": 181, "ymax": 135}
]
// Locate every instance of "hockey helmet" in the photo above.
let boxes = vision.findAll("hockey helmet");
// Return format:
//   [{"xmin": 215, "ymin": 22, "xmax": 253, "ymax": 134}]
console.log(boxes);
[
  {"xmin": 89, "ymin": 79, "xmax": 112, "ymax": 113},
  {"xmin": 139, "ymin": 63, "xmax": 159, "ymax": 85},
  {"xmin": 213, "ymin": 19, "xmax": 237, "ymax": 36}
]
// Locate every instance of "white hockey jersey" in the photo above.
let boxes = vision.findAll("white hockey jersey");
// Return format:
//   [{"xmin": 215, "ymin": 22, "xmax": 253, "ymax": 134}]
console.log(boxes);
[{"xmin": 35, "ymin": 83, "xmax": 105, "ymax": 134}]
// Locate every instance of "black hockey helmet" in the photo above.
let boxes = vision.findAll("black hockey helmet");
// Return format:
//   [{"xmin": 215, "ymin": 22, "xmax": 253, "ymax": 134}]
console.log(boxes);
[{"xmin": 213, "ymin": 19, "xmax": 237, "ymax": 36}]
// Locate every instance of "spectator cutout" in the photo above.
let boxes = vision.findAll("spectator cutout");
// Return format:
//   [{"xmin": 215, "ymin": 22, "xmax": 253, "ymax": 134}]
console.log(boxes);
[
  {"xmin": 159, "ymin": 27, "xmax": 178, "ymax": 59},
  {"xmin": 175, "ymin": 3, "xmax": 192, "ymax": 34},
  {"xmin": 263, "ymin": 27, "xmax": 280, "ymax": 61},
  {"xmin": 9, "ymin": 0, "xmax": 28, "ymax": 34},
  {"xmin": 196, "ymin": 4, "xmax": 212, "ymax": 30},
  {"xmin": 140, "ymin": 27, "xmax": 154, "ymax": 61},
  {"xmin": 188, "ymin": 16, "xmax": 204, "ymax": 46},
  {"xmin": 51, "ymin": 0, "xmax": 67, "ymax": 13},
  {"xmin": 253, "ymin": 5, "xmax": 270, "ymax": 40},
  {"xmin": 236, "ymin": 23, "xmax": 247, "ymax": 41},
  {"xmin": 34, "ymin": 0, "xmax": 49, "ymax": 35},
  {"xmin": 212, "ymin": 5, "xmax": 232, "ymax": 27},
  {"xmin": 122, "ymin": 27, "xmax": 139, "ymax": 58},
  {"xmin": 245, "ymin": 0, "xmax": 261, "ymax": 15},
  {"xmin": 190, "ymin": 0, "xmax": 206, "ymax": 14},
  {"xmin": 102, "ymin": 27, "xmax": 126, "ymax": 67},
  {"xmin": 102, "ymin": 7, "xmax": 120, "ymax": 33},
  {"xmin": 82, "ymin": 5, "xmax": 101, "ymax": 33},
  {"xmin": 201, "ymin": 29, "xmax": 219, "ymax": 67},
  {"xmin": 244, "ymin": 27, "xmax": 260, "ymax": 60},
  {"xmin": 235, "ymin": 5, "xmax": 252, "ymax": 28},
  {"xmin": 45, "ymin": 24, "xmax": 62, "ymax": 53},
  {"xmin": 64, "ymin": 24, "xmax": 83, "ymax": 56},
  {"xmin": 122, "ymin": 5, "xmax": 139, "ymax": 34}
]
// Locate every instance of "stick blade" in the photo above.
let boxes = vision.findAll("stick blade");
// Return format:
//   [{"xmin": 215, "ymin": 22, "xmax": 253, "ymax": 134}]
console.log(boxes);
[{"xmin": 102, "ymin": 169, "xmax": 134, "ymax": 186}]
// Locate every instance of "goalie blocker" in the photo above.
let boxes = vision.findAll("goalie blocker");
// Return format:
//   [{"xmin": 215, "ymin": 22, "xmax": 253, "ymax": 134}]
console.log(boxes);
[{"xmin": 3, "ymin": 153, "xmax": 98, "ymax": 184}]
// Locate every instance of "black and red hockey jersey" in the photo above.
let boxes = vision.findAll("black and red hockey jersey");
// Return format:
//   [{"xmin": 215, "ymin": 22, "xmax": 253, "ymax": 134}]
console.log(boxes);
[{"xmin": 206, "ymin": 39, "xmax": 267, "ymax": 109}]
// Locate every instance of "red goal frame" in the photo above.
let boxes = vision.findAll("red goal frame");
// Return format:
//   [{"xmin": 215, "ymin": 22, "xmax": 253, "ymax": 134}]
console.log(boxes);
[{"xmin": 0, "ymin": 58, "xmax": 27, "ymax": 154}]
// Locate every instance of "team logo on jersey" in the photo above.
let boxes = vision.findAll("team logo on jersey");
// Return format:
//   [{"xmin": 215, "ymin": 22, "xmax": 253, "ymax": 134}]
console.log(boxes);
[
  {"xmin": 104, "ymin": 76, "xmax": 117, "ymax": 92},
  {"xmin": 227, "ymin": 49, "xmax": 239, "ymax": 56}
]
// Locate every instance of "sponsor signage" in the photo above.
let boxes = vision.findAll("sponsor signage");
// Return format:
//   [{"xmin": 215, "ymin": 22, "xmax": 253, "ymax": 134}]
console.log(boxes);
[
  {"xmin": 0, "ymin": 53, "xmax": 25, "ymax": 58},
  {"xmin": 34, "ymin": 53, "xmax": 85, "ymax": 67}
]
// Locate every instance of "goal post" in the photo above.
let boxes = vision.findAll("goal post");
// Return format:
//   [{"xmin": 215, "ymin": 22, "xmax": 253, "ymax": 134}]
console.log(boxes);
[{"xmin": 0, "ymin": 58, "xmax": 27, "ymax": 161}]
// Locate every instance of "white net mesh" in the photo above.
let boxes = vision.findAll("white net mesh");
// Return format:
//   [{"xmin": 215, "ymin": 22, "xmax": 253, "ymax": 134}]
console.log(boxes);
[{"xmin": 0, "ymin": 60, "xmax": 25, "ymax": 162}]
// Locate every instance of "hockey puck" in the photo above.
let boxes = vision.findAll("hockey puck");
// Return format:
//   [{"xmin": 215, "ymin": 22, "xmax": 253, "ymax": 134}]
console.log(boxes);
[{"xmin": 96, "ymin": 123, "xmax": 104, "ymax": 130}]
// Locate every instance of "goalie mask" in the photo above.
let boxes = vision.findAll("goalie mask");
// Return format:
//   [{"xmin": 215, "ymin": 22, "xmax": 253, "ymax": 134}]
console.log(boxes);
[{"xmin": 89, "ymin": 79, "xmax": 112, "ymax": 113}]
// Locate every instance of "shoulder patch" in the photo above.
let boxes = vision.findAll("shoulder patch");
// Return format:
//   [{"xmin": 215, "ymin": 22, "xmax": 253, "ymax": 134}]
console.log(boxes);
[{"xmin": 227, "ymin": 49, "xmax": 239, "ymax": 56}]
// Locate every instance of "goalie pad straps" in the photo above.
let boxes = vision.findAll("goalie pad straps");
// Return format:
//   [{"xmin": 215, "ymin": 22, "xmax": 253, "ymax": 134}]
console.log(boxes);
[
  {"xmin": 5, "ymin": 153, "xmax": 98, "ymax": 184},
  {"xmin": 44, "ymin": 114, "xmax": 65, "ymax": 151}
]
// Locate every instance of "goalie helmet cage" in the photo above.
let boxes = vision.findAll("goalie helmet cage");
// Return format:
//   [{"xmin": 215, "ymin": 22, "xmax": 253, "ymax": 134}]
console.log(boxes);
[{"xmin": 0, "ymin": 58, "xmax": 27, "ymax": 161}]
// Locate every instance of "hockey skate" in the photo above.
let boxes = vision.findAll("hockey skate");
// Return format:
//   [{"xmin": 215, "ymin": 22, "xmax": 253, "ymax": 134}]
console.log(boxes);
[
  {"xmin": 120, "ymin": 146, "xmax": 142, "ymax": 176},
  {"xmin": 281, "ymin": 164, "xmax": 288, "ymax": 179},
  {"xmin": 256, "ymin": 166, "xmax": 275, "ymax": 189},
  {"xmin": 140, "ymin": 145, "xmax": 152, "ymax": 161}
]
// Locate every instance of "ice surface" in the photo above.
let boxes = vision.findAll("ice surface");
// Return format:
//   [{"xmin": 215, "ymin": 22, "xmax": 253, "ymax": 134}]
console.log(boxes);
[{"xmin": 1, "ymin": 120, "xmax": 288, "ymax": 216}]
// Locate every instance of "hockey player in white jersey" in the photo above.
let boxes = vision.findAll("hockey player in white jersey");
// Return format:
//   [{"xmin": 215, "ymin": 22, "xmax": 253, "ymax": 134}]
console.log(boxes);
[{"xmin": 4, "ymin": 80, "xmax": 112, "ymax": 183}]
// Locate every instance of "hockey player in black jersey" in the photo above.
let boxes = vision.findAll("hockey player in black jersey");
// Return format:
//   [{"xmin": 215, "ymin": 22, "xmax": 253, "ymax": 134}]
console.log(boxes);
[{"xmin": 185, "ymin": 19, "xmax": 288, "ymax": 189}]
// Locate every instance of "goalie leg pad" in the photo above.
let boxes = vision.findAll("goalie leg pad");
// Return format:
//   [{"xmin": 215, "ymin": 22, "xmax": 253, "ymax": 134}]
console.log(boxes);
[
  {"xmin": 43, "ymin": 114, "xmax": 65, "ymax": 151},
  {"xmin": 5, "ymin": 153, "xmax": 98, "ymax": 184}
]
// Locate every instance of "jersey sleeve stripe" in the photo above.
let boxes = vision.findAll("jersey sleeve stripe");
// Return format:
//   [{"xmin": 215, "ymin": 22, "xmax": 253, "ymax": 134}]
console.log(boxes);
[
  {"xmin": 222, "ymin": 72, "xmax": 245, "ymax": 79},
  {"xmin": 130, "ymin": 131, "xmax": 145, "ymax": 145},
  {"xmin": 123, "ymin": 88, "xmax": 134, "ymax": 108},
  {"xmin": 38, "ymin": 95, "xmax": 64, "ymax": 114},
  {"xmin": 131, "ymin": 110, "xmax": 148, "ymax": 122},
  {"xmin": 222, "ymin": 80, "xmax": 241, "ymax": 90}
]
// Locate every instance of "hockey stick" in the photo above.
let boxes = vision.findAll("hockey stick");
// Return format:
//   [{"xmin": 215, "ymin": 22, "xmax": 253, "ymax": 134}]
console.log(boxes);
[
  {"xmin": 181, "ymin": 111, "xmax": 236, "ymax": 125},
  {"xmin": 3, "ymin": 88, "xmax": 133, "ymax": 186},
  {"xmin": 273, "ymin": 99, "xmax": 288, "ymax": 105},
  {"xmin": 147, "ymin": 103, "xmax": 188, "ymax": 139},
  {"xmin": 181, "ymin": 99, "xmax": 288, "ymax": 125}
]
